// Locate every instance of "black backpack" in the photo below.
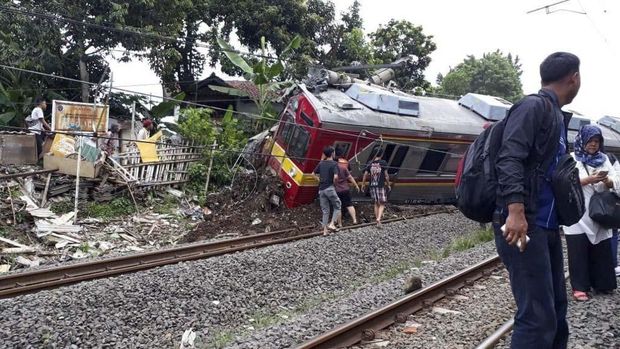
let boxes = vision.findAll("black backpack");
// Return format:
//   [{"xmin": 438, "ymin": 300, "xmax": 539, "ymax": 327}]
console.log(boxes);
[
  {"xmin": 455, "ymin": 95, "xmax": 561, "ymax": 223},
  {"xmin": 455, "ymin": 119, "xmax": 506, "ymax": 222}
]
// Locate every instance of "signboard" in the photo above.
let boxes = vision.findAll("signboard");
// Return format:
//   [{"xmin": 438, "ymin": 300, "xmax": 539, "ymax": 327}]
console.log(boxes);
[{"xmin": 51, "ymin": 100, "xmax": 109, "ymax": 135}]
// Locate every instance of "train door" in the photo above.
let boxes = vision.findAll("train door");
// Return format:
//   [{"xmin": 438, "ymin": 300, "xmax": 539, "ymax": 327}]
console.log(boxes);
[{"xmin": 347, "ymin": 141, "xmax": 410, "ymax": 201}]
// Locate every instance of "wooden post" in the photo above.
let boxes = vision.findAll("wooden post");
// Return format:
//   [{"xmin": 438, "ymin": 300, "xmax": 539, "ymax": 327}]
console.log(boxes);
[
  {"xmin": 40, "ymin": 173, "xmax": 52, "ymax": 207},
  {"xmin": 204, "ymin": 140, "xmax": 217, "ymax": 195},
  {"xmin": 5, "ymin": 181, "xmax": 16, "ymax": 225},
  {"xmin": 73, "ymin": 137, "xmax": 83, "ymax": 224}
]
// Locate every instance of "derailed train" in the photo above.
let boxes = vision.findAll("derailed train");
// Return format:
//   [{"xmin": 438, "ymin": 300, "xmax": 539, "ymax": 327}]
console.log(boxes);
[{"xmin": 265, "ymin": 64, "xmax": 620, "ymax": 208}]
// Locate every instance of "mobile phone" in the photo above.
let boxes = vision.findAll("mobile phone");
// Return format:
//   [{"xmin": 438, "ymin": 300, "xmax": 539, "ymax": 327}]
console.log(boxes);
[
  {"xmin": 500, "ymin": 224, "xmax": 530, "ymax": 250},
  {"xmin": 595, "ymin": 170, "xmax": 609, "ymax": 177}
]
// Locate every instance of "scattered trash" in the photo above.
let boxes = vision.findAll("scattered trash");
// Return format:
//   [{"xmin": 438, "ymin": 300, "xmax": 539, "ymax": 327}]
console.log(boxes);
[
  {"xmin": 403, "ymin": 275, "xmax": 423, "ymax": 294},
  {"xmin": 432, "ymin": 307, "xmax": 463, "ymax": 315},
  {"xmin": 0, "ymin": 265, "xmax": 10, "ymax": 273},
  {"xmin": 179, "ymin": 328, "xmax": 196, "ymax": 349},
  {"xmin": 211, "ymin": 300, "xmax": 220, "ymax": 305},
  {"xmin": 251, "ymin": 218, "xmax": 262, "ymax": 226},
  {"xmin": 402, "ymin": 321, "xmax": 422, "ymax": 334},
  {"xmin": 15, "ymin": 256, "xmax": 40, "ymax": 267}
]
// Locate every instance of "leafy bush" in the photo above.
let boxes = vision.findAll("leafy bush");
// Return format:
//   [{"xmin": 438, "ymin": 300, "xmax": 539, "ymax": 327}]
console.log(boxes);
[{"xmin": 179, "ymin": 106, "xmax": 246, "ymax": 193}]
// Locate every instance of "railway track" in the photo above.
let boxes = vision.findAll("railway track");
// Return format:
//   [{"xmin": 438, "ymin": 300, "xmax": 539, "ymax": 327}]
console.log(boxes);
[
  {"xmin": 296, "ymin": 255, "xmax": 502, "ymax": 349},
  {"xmin": 0, "ymin": 210, "xmax": 452, "ymax": 299}
]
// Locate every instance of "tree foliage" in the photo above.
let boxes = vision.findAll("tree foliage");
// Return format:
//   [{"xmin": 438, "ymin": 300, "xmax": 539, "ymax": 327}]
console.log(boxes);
[
  {"xmin": 369, "ymin": 19, "xmax": 437, "ymax": 89},
  {"xmin": 179, "ymin": 106, "xmax": 245, "ymax": 191},
  {"xmin": 439, "ymin": 50, "xmax": 524, "ymax": 102}
]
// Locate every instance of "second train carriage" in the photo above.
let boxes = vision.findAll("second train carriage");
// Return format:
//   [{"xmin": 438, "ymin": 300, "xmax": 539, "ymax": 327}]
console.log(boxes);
[{"xmin": 267, "ymin": 67, "xmax": 620, "ymax": 208}]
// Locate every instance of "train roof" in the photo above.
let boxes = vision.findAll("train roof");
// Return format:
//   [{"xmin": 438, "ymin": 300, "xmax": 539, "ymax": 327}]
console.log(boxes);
[
  {"xmin": 304, "ymin": 83, "xmax": 489, "ymax": 136},
  {"xmin": 301, "ymin": 82, "xmax": 620, "ymax": 148}
]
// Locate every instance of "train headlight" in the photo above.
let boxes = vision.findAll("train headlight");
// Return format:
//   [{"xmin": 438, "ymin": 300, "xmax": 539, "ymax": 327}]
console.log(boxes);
[{"xmin": 288, "ymin": 168, "xmax": 297, "ymax": 177}]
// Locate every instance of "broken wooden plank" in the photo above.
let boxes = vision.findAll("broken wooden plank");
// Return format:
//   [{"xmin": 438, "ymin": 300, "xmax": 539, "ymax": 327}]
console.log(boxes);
[
  {"xmin": 40, "ymin": 172, "xmax": 52, "ymax": 207},
  {"xmin": 0, "ymin": 236, "xmax": 29, "ymax": 248},
  {"xmin": 1, "ymin": 247, "xmax": 37, "ymax": 254},
  {"xmin": 35, "ymin": 222, "xmax": 83, "ymax": 234}
]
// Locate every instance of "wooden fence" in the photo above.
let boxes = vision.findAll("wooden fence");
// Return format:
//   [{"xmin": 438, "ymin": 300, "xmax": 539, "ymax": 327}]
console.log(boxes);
[{"xmin": 116, "ymin": 141, "xmax": 203, "ymax": 186}]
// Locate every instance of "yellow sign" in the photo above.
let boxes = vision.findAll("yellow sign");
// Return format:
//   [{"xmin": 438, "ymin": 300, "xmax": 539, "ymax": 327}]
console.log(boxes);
[
  {"xmin": 51, "ymin": 100, "xmax": 109, "ymax": 134},
  {"xmin": 136, "ymin": 131, "xmax": 163, "ymax": 163}
]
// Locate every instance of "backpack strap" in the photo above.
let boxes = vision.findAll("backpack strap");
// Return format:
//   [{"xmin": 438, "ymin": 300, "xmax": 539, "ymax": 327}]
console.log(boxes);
[{"xmin": 531, "ymin": 94, "xmax": 561, "ymax": 176}]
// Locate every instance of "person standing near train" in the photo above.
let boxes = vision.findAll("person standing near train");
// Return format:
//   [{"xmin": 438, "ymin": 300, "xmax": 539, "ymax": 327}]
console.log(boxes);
[
  {"xmin": 606, "ymin": 152, "xmax": 620, "ymax": 276},
  {"xmin": 313, "ymin": 146, "xmax": 342, "ymax": 235},
  {"xmin": 334, "ymin": 148, "xmax": 360, "ymax": 227},
  {"xmin": 494, "ymin": 52, "xmax": 581, "ymax": 348},
  {"xmin": 361, "ymin": 149, "xmax": 391, "ymax": 228}
]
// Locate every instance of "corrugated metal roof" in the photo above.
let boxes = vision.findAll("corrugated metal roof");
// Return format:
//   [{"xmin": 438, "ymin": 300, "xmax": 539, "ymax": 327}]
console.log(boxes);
[{"xmin": 304, "ymin": 84, "xmax": 487, "ymax": 136}]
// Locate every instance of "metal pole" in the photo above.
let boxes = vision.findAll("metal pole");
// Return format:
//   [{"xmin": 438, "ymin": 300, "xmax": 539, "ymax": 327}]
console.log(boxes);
[
  {"xmin": 204, "ymin": 140, "xmax": 217, "ymax": 195},
  {"xmin": 73, "ymin": 137, "xmax": 82, "ymax": 224},
  {"xmin": 131, "ymin": 101, "xmax": 136, "ymax": 140}
]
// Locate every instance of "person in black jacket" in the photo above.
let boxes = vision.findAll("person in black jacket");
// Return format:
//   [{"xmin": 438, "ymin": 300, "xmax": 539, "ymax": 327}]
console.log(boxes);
[{"xmin": 494, "ymin": 52, "xmax": 580, "ymax": 349}]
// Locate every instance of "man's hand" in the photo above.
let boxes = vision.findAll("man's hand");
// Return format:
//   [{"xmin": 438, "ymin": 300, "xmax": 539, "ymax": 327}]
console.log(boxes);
[{"xmin": 505, "ymin": 203, "xmax": 528, "ymax": 252}]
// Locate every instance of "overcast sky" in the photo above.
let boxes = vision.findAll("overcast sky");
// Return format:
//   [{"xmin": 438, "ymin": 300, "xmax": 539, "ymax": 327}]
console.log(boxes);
[{"xmin": 109, "ymin": 0, "xmax": 619, "ymax": 118}]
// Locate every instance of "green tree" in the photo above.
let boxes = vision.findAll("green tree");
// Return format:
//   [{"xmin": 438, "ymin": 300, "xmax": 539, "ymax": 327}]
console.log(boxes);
[
  {"xmin": 369, "ymin": 19, "xmax": 437, "ymax": 89},
  {"xmin": 213, "ymin": 35, "xmax": 300, "ymax": 130},
  {"xmin": 439, "ymin": 50, "xmax": 523, "ymax": 102},
  {"xmin": 179, "ymin": 106, "xmax": 245, "ymax": 191}
]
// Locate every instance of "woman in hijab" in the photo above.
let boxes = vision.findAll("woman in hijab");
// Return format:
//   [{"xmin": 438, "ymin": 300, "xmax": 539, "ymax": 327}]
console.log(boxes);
[{"xmin": 565, "ymin": 125, "xmax": 618, "ymax": 301}]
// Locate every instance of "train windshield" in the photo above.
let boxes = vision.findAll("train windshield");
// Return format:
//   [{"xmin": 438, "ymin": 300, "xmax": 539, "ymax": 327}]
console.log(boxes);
[
  {"xmin": 279, "ymin": 118, "xmax": 310, "ymax": 162},
  {"xmin": 568, "ymin": 117, "xmax": 590, "ymax": 131}
]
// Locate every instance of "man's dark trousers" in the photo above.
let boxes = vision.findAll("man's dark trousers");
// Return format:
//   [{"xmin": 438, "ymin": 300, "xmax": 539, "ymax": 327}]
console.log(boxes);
[{"xmin": 493, "ymin": 225, "xmax": 569, "ymax": 349}]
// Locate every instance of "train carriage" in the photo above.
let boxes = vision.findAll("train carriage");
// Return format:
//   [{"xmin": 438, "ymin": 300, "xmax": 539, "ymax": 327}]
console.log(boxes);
[{"xmin": 267, "ymin": 68, "xmax": 620, "ymax": 208}]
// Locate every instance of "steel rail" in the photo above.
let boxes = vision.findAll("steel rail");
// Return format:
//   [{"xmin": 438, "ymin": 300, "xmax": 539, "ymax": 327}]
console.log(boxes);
[
  {"xmin": 296, "ymin": 255, "xmax": 502, "ymax": 349},
  {"xmin": 0, "ymin": 211, "xmax": 451, "ymax": 298},
  {"xmin": 474, "ymin": 271, "xmax": 570, "ymax": 349}
]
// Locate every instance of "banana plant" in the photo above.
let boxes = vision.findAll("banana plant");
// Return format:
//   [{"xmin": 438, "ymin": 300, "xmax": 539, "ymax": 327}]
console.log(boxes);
[
  {"xmin": 212, "ymin": 35, "xmax": 301, "ymax": 130},
  {"xmin": 0, "ymin": 70, "xmax": 65, "ymax": 126}
]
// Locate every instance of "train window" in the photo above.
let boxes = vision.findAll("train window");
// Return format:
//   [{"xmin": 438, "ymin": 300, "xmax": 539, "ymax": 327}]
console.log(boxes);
[
  {"xmin": 568, "ymin": 117, "xmax": 590, "ymax": 131},
  {"xmin": 278, "ymin": 115, "xmax": 295, "ymax": 145},
  {"xmin": 382, "ymin": 144, "xmax": 396, "ymax": 162},
  {"xmin": 388, "ymin": 146, "xmax": 409, "ymax": 175},
  {"xmin": 366, "ymin": 144, "xmax": 382, "ymax": 164},
  {"xmin": 300, "ymin": 111, "xmax": 314, "ymax": 127},
  {"xmin": 334, "ymin": 142, "xmax": 351, "ymax": 158},
  {"xmin": 418, "ymin": 147, "xmax": 449, "ymax": 175},
  {"xmin": 288, "ymin": 126, "xmax": 310, "ymax": 161}
]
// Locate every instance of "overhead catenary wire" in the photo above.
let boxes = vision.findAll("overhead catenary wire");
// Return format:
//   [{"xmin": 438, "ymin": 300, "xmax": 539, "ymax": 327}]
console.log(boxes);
[
  {"xmin": 0, "ymin": 124, "xmax": 458, "ymax": 176},
  {"xmin": 0, "ymin": 63, "xmax": 468, "ymax": 158}
]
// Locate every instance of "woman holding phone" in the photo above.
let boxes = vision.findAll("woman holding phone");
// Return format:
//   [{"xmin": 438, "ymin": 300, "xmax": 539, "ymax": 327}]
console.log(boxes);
[{"xmin": 565, "ymin": 125, "xmax": 618, "ymax": 301}]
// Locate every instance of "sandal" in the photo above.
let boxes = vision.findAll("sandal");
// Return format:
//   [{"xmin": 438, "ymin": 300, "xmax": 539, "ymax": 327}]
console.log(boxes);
[
  {"xmin": 573, "ymin": 290, "xmax": 588, "ymax": 301},
  {"xmin": 327, "ymin": 225, "xmax": 340, "ymax": 232}
]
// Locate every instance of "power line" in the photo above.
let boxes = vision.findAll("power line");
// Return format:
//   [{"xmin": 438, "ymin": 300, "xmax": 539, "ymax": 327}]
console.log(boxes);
[
  {"xmin": 0, "ymin": 63, "xmax": 465, "ymax": 157},
  {"xmin": 0, "ymin": 124, "xmax": 458, "ymax": 176}
]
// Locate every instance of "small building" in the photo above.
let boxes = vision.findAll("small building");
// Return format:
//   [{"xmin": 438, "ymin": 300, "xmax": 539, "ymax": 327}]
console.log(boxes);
[{"xmin": 181, "ymin": 73, "xmax": 284, "ymax": 118}]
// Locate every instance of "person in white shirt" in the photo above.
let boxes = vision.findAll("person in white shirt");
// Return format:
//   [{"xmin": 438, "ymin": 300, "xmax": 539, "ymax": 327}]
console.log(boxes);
[
  {"xmin": 607, "ymin": 152, "xmax": 620, "ymax": 276},
  {"xmin": 25, "ymin": 96, "xmax": 51, "ymax": 158},
  {"xmin": 564, "ymin": 125, "xmax": 618, "ymax": 301},
  {"xmin": 136, "ymin": 119, "xmax": 153, "ymax": 141}
]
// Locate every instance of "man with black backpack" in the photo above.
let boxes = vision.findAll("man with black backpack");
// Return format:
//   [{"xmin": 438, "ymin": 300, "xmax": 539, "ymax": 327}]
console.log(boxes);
[{"xmin": 494, "ymin": 52, "xmax": 581, "ymax": 348}]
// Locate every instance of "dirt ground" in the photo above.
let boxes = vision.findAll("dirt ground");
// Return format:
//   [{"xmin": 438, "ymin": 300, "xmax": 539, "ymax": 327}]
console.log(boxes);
[
  {"xmin": 183, "ymin": 171, "xmax": 453, "ymax": 242},
  {"xmin": 0, "ymin": 167, "xmax": 453, "ymax": 272}
]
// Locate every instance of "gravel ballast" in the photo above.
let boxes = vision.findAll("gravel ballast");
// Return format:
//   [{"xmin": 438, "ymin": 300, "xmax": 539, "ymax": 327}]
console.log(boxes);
[{"xmin": 0, "ymin": 212, "xmax": 480, "ymax": 348}]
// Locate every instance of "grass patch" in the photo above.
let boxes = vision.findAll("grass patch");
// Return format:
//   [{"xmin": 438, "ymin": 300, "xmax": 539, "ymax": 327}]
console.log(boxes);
[
  {"xmin": 50, "ymin": 200, "xmax": 74, "ymax": 215},
  {"xmin": 83, "ymin": 197, "xmax": 135, "ymax": 219},
  {"xmin": 446, "ymin": 229, "xmax": 494, "ymax": 255},
  {"xmin": 153, "ymin": 195, "xmax": 179, "ymax": 215},
  {"xmin": 209, "ymin": 330, "xmax": 235, "ymax": 349}
]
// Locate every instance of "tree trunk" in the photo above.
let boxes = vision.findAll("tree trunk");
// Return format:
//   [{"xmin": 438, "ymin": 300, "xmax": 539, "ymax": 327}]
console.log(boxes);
[{"xmin": 79, "ymin": 55, "xmax": 90, "ymax": 103}]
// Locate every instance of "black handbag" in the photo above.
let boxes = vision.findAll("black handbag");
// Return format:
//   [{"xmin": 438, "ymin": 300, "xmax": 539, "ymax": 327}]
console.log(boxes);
[
  {"xmin": 583, "ymin": 163, "xmax": 620, "ymax": 229},
  {"xmin": 551, "ymin": 154, "xmax": 585, "ymax": 226}
]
